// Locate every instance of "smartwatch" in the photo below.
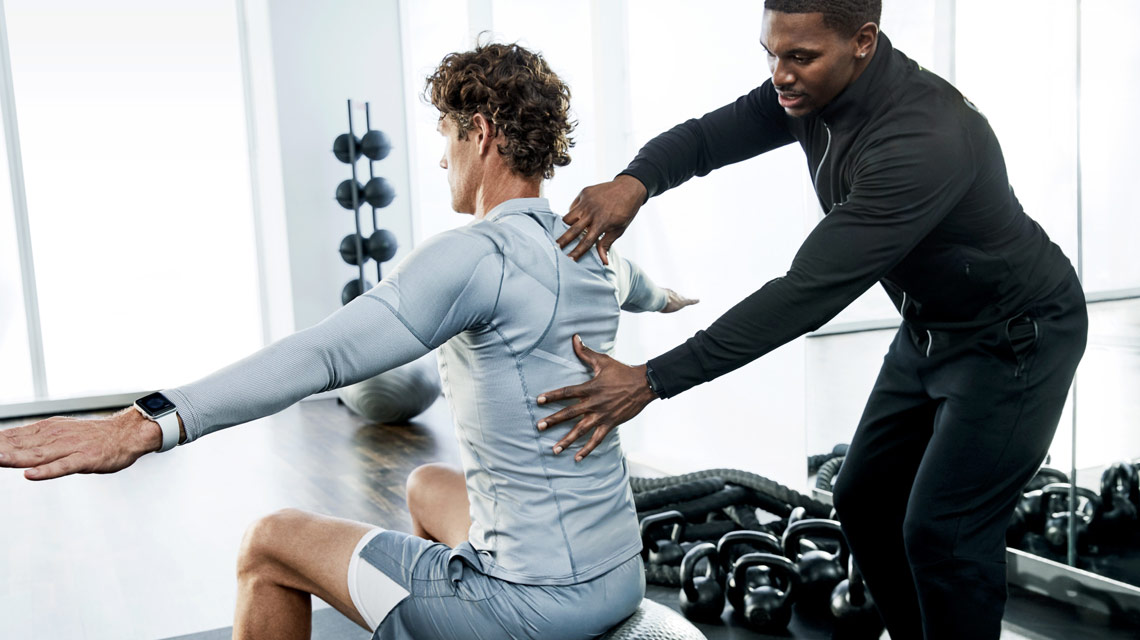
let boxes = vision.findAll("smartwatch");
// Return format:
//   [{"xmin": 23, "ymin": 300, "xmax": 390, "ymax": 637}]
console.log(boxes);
[
  {"xmin": 133, "ymin": 391, "xmax": 180, "ymax": 453},
  {"xmin": 644, "ymin": 363, "xmax": 666, "ymax": 399}
]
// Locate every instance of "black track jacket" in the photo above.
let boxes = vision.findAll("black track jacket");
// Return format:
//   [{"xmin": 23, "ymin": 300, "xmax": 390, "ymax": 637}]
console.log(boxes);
[{"xmin": 623, "ymin": 34, "xmax": 1075, "ymax": 398}]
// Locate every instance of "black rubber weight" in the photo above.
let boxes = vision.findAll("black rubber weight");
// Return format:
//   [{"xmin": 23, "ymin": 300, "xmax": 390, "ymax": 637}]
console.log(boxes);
[
  {"xmin": 633, "ymin": 476, "xmax": 724, "ymax": 512},
  {"xmin": 815, "ymin": 455, "xmax": 844, "ymax": 492},
  {"xmin": 631, "ymin": 468, "xmax": 831, "ymax": 519}
]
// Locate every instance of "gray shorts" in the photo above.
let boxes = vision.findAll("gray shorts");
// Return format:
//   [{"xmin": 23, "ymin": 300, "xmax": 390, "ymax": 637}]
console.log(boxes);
[{"xmin": 346, "ymin": 528, "xmax": 645, "ymax": 640}]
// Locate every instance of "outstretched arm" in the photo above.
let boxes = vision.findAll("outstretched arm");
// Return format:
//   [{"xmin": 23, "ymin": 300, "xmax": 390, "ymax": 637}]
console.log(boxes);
[
  {"xmin": 0, "ymin": 230, "xmax": 503, "ymax": 480},
  {"xmin": 606, "ymin": 246, "xmax": 698, "ymax": 314}
]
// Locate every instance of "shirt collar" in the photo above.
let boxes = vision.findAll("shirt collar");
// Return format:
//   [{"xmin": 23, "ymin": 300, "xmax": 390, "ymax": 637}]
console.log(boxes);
[
  {"xmin": 816, "ymin": 32, "xmax": 900, "ymax": 126},
  {"xmin": 484, "ymin": 197, "xmax": 553, "ymax": 222}
]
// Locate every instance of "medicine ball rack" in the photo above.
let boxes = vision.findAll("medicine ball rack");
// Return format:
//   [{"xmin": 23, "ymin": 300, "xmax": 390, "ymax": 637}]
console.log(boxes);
[{"xmin": 333, "ymin": 99, "xmax": 398, "ymax": 305}]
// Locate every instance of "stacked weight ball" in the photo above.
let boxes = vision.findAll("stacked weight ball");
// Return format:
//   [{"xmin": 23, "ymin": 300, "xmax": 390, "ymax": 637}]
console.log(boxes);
[
  {"xmin": 633, "ymin": 465, "xmax": 884, "ymax": 638},
  {"xmin": 332, "ymin": 101, "xmax": 441, "ymax": 425}
]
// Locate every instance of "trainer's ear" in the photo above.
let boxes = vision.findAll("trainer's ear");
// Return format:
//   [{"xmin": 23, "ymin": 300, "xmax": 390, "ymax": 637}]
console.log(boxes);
[
  {"xmin": 853, "ymin": 21, "xmax": 878, "ymax": 60},
  {"xmin": 471, "ymin": 112, "xmax": 495, "ymax": 156}
]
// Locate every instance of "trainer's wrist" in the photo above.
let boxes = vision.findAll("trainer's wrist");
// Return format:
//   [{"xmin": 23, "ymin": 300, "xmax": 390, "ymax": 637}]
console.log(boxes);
[
  {"xmin": 639, "ymin": 363, "xmax": 664, "ymax": 402},
  {"xmin": 614, "ymin": 173, "xmax": 648, "ymax": 206}
]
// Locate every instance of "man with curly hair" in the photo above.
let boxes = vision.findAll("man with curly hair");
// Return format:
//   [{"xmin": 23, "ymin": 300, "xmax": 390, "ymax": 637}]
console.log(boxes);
[
  {"xmin": 0, "ymin": 43, "xmax": 696, "ymax": 639},
  {"xmin": 539, "ymin": 1, "xmax": 1087, "ymax": 638}
]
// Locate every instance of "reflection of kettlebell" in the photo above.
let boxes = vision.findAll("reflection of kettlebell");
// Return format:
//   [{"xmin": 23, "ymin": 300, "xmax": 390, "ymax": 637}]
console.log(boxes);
[
  {"xmin": 640, "ymin": 511, "xmax": 692, "ymax": 566},
  {"xmin": 731, "ymin": 552, "xmax": 799, "ymax": 633},
  {"xmin": 1099, "ymin": 462, "xmax": 1139, "ymax": 539},
  {"xmin": 717, "ymin": 531, "xmax": 780, "ymax": 612},
  {"xmin": 1007, "ymin": 489, "xmax": 1045, "ymax": 547},
  {"xmin": 679, "ymin": 543, "xmax": 724, "ymax": 621},
  {"xmin": 830, "ymin": 555, "xmax": 884, "ymax": 639},
  {"xmin": 1026, "ymin": 466, "xmax": 1068, "ymax": 492},
  {"xmin": 1042, "ymin": 483, "xmax": 1101, "ymax": 551},
  {"xmin": 782, "ymin": 519, "xmax": 848, "ymax": 616}
]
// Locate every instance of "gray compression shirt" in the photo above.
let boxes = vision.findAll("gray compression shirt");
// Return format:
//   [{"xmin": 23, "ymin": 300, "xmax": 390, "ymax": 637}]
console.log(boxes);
[{"xmin": 162, "ymin": 197, "xmax": 667, "ymax": 585}]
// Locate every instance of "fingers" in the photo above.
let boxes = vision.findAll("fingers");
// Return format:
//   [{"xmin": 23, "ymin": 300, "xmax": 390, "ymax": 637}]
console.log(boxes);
[
  {"xmin": 574, "ymin": 424, "xmax": 613, "ymax": 461},
  {"xmin": 556, "ymin": 216, "xmax": 590, "ymax": 249},
  {"xmin": 536, "ymin": 379, "xmax": 589, "ymax": 408},
  {"xmin": 26, "ymin": 452, "xmax": 85, "ymax": 481},
  {"xmin": 566, "ymin": 226, "xmax": 604, "ymax": 262},
  {"xmin": 571, "ymin": 334, "xmax": 609, "ymax": 374},
  {"xmin": 536, "ymin": 403, "xmax": 587, "ymax": 432},
  {"xmin": 550, "ymin": 414, "xmax": 598, "ymax": 455}
]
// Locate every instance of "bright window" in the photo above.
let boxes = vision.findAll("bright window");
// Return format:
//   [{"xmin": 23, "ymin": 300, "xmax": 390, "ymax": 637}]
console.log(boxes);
[{"xmin": 3, "ymin": 0, "xmax": 261, "ymax": 400}]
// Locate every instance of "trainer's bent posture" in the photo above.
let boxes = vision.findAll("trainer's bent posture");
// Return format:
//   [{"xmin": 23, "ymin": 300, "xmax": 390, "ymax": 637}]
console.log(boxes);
[
  {"xmin": 0, "ymin": 43, "xmax": 696, "ymax": 640},
  {"xmin": 536, "ymin": 2, "xmax": 1087, "ymax": 639}
]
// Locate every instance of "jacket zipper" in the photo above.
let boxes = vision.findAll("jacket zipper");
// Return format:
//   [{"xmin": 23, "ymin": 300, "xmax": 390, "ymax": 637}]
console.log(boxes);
[{"xmin": 814, "ymin": 121, "xmax": 832, "ymax": 187}]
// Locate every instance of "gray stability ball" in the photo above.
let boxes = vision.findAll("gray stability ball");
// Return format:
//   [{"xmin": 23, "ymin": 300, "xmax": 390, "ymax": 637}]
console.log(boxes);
[
  {"xmin": 338, "ymin": 354, "xmax": 442, "ymax": 424},
  {"xmin": 601, "ymin": 599, "xmax": 707, "ymax": 640}
]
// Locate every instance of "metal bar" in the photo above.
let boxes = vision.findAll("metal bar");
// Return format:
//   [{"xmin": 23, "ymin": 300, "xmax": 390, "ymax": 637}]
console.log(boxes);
[
  {"xmin": 365, "ymin": 101, "xmax": 380, "ymax": 283},
  {"xmin": 347, "ymin": 99, "xmax": 365, "ymax": 290},
  {"xmin": 1069, "ymin": 0, "xmax": 1084, "ymax": 569},
  {"xmin": 0, "ymin": 1, "xmax": 48, "ymax": 401}
]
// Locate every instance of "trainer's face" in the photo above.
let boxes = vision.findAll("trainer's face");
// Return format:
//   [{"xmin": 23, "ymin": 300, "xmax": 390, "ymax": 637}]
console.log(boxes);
[
  {"xmin": 438, "ymin": 116, "xmax": 478, "ymax": 214},
  {"xmin": 760, "ymin": 10, "xmax": 873, "ymax": 117}
]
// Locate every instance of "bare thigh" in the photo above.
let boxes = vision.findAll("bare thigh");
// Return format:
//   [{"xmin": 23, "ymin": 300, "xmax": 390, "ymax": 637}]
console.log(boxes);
[
  {"xmin": 406, "ymin": 462, "xmax": 471, "ymax": 548},
  {"xmin": 243, "ymin": 508, "xmax": 379, "ymax": 629}
]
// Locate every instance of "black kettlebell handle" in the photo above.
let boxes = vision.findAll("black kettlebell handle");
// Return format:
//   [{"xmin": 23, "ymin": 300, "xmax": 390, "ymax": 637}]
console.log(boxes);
[
  {"xmin": 732, "ymin": 552, "xmax": 799, "ymax": 594},
  {"xmin": 716, "ymin": 531, "xmax": 780, "ymax": 570},
  {"xmin": 781, "ymin": 519, "xmax": 848, "ymax": 566},
  {"xmin": 640, "ymin": 510, "xmax": 686, "ymax": 551},
  {"xmin": 680, "ymin": 543, "xmax": 720, "ymax": 601},
  {"xmin": 1042, "ymin": 483, "xmax": 1102, "ymax": 516}
]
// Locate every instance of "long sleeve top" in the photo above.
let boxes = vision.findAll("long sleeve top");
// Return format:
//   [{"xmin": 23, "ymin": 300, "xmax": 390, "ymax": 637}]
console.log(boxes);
[
  {"xmin": 622, "ymin": 33, "xmax": 1074, "ymax": 398},
  {"xmin": 163, "ymin": 198, "xmax": 667, "ymax": 585}
]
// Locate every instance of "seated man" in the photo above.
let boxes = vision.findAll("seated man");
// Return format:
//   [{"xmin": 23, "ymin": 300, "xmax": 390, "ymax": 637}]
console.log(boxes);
[{"xmin": 0, "ymin": 43, "xmax": 696, "ymax": 639}]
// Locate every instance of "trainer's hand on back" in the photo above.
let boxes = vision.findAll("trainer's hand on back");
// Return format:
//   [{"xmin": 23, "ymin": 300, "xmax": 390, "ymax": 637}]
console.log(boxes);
[
  {"xmin": 536, "ymin": 335, "xmax": 657, "ymax": 461},
  {"xmin": 660, "ymin": 288, "xmax": 699, "ymax": 313},
  {"xmin": 558, "ymin": 175, "xmax": 647, "ymax": 264},
  {"xmin": 0, "ymin": 408, "xmax": 163, "ymax": 480}
]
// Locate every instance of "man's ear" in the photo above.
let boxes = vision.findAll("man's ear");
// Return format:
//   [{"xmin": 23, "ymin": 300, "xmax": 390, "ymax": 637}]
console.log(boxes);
[
  {"xmin": 471, "ymin": 113, "xmax": 495, "ymax": 156},
  {"xmin": 854, "ymin": 22, "xmax": 878, "ymax": 59}
]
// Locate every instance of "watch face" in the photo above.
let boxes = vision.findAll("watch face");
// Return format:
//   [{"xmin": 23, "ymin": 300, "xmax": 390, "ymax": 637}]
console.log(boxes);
[{"xmin": 137, "ymin": 392, "xmax": 176, "ymax": 417}]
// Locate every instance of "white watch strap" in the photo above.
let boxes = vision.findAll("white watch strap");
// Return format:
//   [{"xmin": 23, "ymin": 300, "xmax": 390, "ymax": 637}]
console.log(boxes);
[
  {"xmin": 154, "ymin": 411, "xmax": 180, "ymax": 453},
  {"xmin": 135, "ymin": 405, "xmax": 180, "ymax": 453}
]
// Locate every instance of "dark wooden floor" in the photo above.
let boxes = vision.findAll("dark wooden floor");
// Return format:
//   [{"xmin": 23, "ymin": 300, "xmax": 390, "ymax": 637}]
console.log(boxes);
[{"xmin": 0, "ymin": 397, "xmax": 460, "ymax": 640}]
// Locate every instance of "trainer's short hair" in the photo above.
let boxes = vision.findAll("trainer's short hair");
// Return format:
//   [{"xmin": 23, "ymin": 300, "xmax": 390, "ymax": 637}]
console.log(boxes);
[
  {"xmin": 425, "ymin": 42, "xmax": 574, "ymax": 180},
  {"xmin": 764, "ymin": 0, "xmax": 882, "ymax": 35}
]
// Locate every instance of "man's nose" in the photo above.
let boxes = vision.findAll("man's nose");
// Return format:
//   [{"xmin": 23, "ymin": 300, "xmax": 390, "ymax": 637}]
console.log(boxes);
[
  {"xmin": 440, "ymin": 155, "xmax": 447, "ymax": 170},
  {"xmin": 772, "ymin": 58, "xmax": 795, "ymax": 88}
]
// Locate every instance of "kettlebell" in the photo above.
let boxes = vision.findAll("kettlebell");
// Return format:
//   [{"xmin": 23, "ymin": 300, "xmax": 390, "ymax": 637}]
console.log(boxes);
[
  {"xmin": 731, "ymin": 552, "xmax": 799, "ymax": 633},
  {"xmin": 640, "ymin": 510, "xmax": 691, "ymax": 566},
  {"xmin": 1042, "ymin": 483, "xmax": 1101, "ymax": 551},
  {"xmin": 830, "ymin": 555, "xmax": 884, "ymax": 639},
  {"xmin": 717, "ymin": 531, "xmax": 780, "ymax": 612},
  {"xmin": 679, "ymin": 542, "xmax": 725, "ymax": 621},
  {"xmin": 1007, "ymin": 488, "xmax": 1045, "ymax": 547},
  {"xmin": 782, "ymin": 518, "xmax": 848, "ymax": 616},
  {"xmin": 1098, "ymin": 462, "xmax": 1139, "ymax": 539}
]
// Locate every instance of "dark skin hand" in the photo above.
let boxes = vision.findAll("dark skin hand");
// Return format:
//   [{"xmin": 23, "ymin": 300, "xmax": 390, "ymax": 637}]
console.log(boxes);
[
  {"xmin": 536, "ymin": 335, "xmax": 658, "ymax": 461},
  {"xmin": 556, "ymin": 174, "xmax": 647, "ymax": 264}
]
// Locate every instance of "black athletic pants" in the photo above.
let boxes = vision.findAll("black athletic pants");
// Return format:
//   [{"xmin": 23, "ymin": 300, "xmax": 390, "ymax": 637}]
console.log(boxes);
[{"xmin": 832, "ymin": 269, "xmax": 1087, "ymax": 640}]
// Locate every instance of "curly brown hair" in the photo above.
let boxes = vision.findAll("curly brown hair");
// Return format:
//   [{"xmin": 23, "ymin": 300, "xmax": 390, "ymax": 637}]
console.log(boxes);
[{"xmin": 425, "ymin": 42, "xmax": 574, "ymax": 180}]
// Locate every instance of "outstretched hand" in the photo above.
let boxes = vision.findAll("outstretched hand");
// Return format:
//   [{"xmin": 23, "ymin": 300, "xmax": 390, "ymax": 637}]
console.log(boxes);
[
  {"xmin": 0, "ymin": 408, "xmax": 162, "ymax": 480},
  {"xmin": 536, "ymin": 335, "xmax": 657, "ymax": 461},
  {"xmin": 557, "ymin": 175, "xmax": 647, "ymax": 264},
  {"xmin": 660, "ymin": 288, "xmax": 699, "ymax": 313}
]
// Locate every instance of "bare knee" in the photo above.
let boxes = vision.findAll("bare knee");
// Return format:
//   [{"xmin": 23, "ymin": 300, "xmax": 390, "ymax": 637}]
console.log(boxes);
[
  {"xmin": 406, "ymin": 463, "xmax": 458, "ymax": 514},
  {"xmin": 237, "ymin": 508, "xmax": 309, "ymax": 580}
]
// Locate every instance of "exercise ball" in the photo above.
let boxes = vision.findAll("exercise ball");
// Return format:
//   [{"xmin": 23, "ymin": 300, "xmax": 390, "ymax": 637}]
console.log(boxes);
[{"xmin": 338, "ymin": 354, "xmax": 441, "ymax": 424}]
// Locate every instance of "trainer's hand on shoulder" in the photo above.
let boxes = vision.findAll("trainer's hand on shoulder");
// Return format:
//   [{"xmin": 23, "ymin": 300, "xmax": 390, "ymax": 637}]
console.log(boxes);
[
  {"xmin": 558, "ymin": 175, "xmax": 647, "ymax": 264},
  {"xmin": 536, "ymin": 335, "xmax": 657, "ymax": 461},
  {"xmin": 0, "ymin": 408, "xmax": 163, "ymax": 480},
  {"xmin": 660, "ymin": 288, "xmax": 699, "ymax": 313}
]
